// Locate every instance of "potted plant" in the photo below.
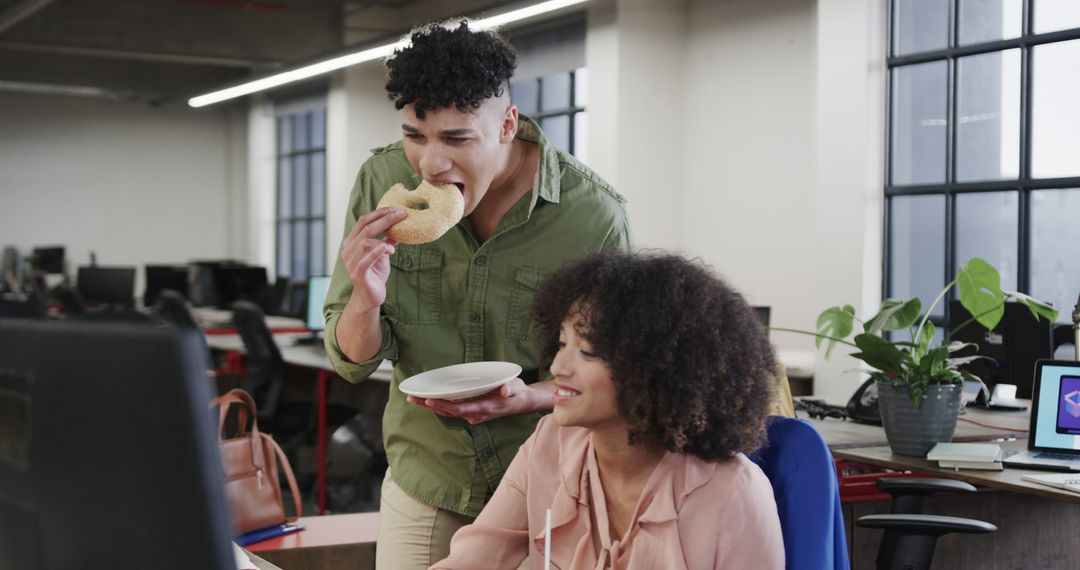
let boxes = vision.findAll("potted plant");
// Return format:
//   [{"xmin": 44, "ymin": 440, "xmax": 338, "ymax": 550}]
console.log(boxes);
[{"xmin": 775, "ymin": 258, "xmax": 1057, "ymax": 456}]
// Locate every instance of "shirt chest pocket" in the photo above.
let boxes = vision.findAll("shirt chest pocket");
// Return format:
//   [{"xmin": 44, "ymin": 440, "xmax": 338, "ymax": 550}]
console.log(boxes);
[
  {"xmin": 507, "ymin": 266, "xmax": 542, "ymax": 341},
  {"xmin": 387, "ymin": 247, "xmax": 444, "ymax": 325}
]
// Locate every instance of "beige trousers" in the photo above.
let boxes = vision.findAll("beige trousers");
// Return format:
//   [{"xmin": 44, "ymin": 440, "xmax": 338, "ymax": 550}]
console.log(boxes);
[{"xmin": 375, "ymin": 469, "xmax": 474, "ymax": 570}]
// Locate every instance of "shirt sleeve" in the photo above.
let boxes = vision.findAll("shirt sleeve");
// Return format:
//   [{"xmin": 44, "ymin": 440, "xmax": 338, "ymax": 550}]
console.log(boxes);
[
  {"xmin": 711, "ymin": 461, "xmax": 786, "ymax": 569},
  {"xmin": 323, "ymin": 164, "xmax": 398, "ymax": 382},
  {"xmin": 430, "ymin": 421, "xmax": 541, "ymax": 569}
]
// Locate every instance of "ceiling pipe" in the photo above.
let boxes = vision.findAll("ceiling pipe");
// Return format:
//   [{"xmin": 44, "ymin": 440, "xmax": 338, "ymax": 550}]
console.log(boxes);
[{"xmin": 0, "ymin": 0, "xmax": 55, "ymax": 35}]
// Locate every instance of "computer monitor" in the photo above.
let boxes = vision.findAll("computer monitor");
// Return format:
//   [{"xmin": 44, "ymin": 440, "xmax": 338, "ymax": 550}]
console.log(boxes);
[
  {"xmin": 949, "ymin": 299, "xmax": 1054, "ymax": 399},
  {"xmin": 0, "ymin": 320, "xmax": 235, "ymax": 569},
  {"xmin": 307, "ymin": 276, "xmax": 331, "ymax": 332},
  {"xmin": 144, "ymin": 264, "xmax": 190, "ymax": 307},
  {"xmin": 752, "ymin": 306, "xmax": 771, "ymax": 328},
  {"xmin": 30, "ymin": 246, "xmax": 65, "ymax": 275},
  {"xmin": 211, "ymin": 265, "xmax": 269, "ymax": 310},
  {"xmin": 76, "ymin": 266, "xmax": 136, "ymax": 308}
]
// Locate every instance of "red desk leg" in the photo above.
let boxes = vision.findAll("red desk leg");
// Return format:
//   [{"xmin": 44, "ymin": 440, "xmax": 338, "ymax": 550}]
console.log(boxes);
[{"xmin": 317, "ymin": 370, "xmax": 330, "ymax": 515}]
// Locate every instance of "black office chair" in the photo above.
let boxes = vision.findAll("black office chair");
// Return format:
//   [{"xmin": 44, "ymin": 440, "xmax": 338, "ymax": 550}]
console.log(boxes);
[
  {"xmin": 56, "ymin": 285, "xmax": 86, "ymax": 315},
  {"xmin": 157, "ymin": 289, "xmax": 200, "ymax": 332},
  {"xmin": 857, "ymin": 477, "xmax": 997, "ymax": 570},
  {"xmin": 231, "ymin": 301, "xmax": 290, "ymax": 425}
]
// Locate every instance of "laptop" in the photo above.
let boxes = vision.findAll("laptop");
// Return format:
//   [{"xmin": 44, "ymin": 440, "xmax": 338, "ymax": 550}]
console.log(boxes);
[{"xmin": 1003, "ymin": 359, "xmax": 1080, "ymax": 471}]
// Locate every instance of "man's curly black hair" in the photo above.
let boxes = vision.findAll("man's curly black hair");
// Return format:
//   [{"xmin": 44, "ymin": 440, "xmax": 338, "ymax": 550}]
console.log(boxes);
[
  {"xmin": 530, "ymin": 252, "xmax": 778, "ymax": 461},
  {"xmin": 385, "ymin": 21, "xmax": 517, "ymax": 119}
]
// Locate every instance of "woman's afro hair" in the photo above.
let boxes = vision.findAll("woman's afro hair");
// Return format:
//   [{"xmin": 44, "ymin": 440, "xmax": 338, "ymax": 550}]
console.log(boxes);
[
  {"xmin": 385, "ymin": 21, "xmax": 517, "ymax": 119},
  {"xmin": 530, "ymin": 252, "xmax": 779, "ymax": 461}
]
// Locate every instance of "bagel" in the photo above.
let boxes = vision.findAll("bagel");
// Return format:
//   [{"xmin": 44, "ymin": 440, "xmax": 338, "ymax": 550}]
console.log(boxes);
[{"xmin": 377, "ymin": 180, "xmax": 465, "ymax": 244}]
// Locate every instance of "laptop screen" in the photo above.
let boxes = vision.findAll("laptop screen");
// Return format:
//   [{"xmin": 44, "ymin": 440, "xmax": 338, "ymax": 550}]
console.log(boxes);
[{"xmin": 1032, "ymin": 361, "xmax": 1080, "ymax": 452}]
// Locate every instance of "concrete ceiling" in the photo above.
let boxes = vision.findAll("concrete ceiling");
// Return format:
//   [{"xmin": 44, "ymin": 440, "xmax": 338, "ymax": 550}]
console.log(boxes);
[{"xmin": 0, "ymin": 0, "xmax": 525, "ymax": 105}]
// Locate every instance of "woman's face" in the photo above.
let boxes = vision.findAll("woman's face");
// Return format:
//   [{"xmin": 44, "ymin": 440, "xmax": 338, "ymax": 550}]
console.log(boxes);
[{"xmin": 550, "ymin": 315, "xmax": 623, "ymax": 432}]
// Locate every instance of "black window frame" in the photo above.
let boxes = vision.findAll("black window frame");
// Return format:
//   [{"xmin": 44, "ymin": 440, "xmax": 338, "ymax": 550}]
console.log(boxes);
[
  {"xmin": 274, "ymin": 103, "xmax": 328, "ymax": 282},
  {"xmin": 510, "ymin": 68, "xmax": 587, "ymax": 156},
  {"xmin": 884, "ymin": 0, "xmax": 1080, "ymax": 328}
]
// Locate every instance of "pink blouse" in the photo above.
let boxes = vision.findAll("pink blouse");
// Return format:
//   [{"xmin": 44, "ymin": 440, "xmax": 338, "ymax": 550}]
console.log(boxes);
[{"xmin": 431, "ymin": 416, "xmax": 784, "ymax": 570}]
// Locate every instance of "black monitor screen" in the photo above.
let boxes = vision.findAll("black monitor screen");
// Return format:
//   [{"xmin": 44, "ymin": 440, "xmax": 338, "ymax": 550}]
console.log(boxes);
[
  {"xmin": 949, "ymin": 299, "xmax": 1054, "ymax": 399},
  {"xmin": 144, "ymin": 265, "xmax": 190, "ymax": 306},
  {"xmin": 211, "ymin": 266, "xmax": 269, "ymax": 310},
  {"xmin": 0, "ymin": 320, "xmax": 235, "ymax": 570},
  {"xmin": 31, "ymin": 247, "xmax": 64, "ymax": 274},
  {"xmin": 76, "ymin": 266, "xmax": 136, "ymax": 307}
]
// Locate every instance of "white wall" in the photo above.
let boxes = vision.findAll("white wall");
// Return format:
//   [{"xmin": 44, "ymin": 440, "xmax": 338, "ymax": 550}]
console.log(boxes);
[
  {"xmin": 0, "ymin": 93, "xmax": 247, "ymax": 298},
  {"xmin": 581, "ymin": 0, "xmax": 885, "ymax": 402}
]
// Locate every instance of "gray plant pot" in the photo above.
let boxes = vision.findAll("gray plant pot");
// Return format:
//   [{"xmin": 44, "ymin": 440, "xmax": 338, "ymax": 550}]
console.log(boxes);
[{"xmin": 876, "ymin": 380, "xmax": 962, "ymax": 457}]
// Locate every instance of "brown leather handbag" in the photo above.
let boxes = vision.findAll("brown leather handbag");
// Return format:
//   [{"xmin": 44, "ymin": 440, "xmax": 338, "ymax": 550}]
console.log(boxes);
[{"xmin": 211, "ymin": 389, "xmax": 302, "ymax": 535}]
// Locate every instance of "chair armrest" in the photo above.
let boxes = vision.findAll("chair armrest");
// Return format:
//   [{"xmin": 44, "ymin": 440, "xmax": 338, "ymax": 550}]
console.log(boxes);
[
  {"xmin": 857, "ymin": 514, "xmax": 997, "ymax": 536},
  {"xmin": 875, "ymin": 477, "xmax": 977, "ymax": 496}
]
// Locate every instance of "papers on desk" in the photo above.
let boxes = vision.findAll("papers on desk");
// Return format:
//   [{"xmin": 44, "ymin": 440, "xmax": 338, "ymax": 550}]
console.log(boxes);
[
  {"xmin": 927, "ymin": 442, "xmax": 1004, "ymax": 471},
  {"xmin": 1021, "ymin": 473, "xmax": 1080, "ymax": 494},
  {"xmin": 233, "ymin": 542, "xmax": 259, "ymax": 570}
]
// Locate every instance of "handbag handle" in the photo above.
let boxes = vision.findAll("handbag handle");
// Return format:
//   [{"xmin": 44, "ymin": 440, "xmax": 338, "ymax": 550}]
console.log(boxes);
[
  {"xmin": 210, "ymin": 389, "xmax": 266, "ymax": 471},
  {"xmin": 262, "ymin": 432, "xmax": 303, "ymax": 521}
]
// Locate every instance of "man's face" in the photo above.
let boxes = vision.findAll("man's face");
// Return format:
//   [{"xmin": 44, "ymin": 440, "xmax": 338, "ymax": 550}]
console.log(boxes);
[{"xmin": 400, "ymin": 97, "xmax": 516, "ymax": 216}]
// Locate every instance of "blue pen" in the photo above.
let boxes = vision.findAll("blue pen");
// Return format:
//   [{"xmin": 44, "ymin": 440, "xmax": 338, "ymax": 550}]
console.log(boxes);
[{"xmin": 235, "ymin": 523, "xmax": 305, "ymax": 547}]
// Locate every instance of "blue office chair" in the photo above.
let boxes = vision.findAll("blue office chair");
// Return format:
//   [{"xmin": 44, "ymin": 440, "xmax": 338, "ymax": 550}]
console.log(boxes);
[
  {"xmin": 751, "ymin": 416, "xmax": 850, "ymax": 570},
  {"xmin": 752, "ymin": 417, "xmax": 997, "ymax": 570}
]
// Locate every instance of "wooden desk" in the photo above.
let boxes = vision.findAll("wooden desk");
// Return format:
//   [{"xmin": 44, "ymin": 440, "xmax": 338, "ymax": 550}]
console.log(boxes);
[
  {"xmin": 804, "ymin": 404, "xmax": 1080, "ymax": 568},
  {"xmin": 246, "ymin": 513, "xmax": 378, "ymax": 570}
]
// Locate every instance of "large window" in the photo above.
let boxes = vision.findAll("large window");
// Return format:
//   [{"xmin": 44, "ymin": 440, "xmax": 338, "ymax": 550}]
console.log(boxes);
[
  {"xmin": 885, "ymin": 0, "xmax": 1080, "ymax": 324},
  {"xmin": 275, "ymin": 103, "xmax": 327, "ymax": 281},
  {"xmin": 510, "ymin": 68, "xmax": 588, "ymax": 160}
]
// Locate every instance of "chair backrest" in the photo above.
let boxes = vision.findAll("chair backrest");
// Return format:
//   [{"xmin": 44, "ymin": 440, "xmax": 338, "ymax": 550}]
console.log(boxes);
[
  {"xmin": 157, "ymin": 289, "xmax": 200, "ymax": 332},
  {"xmin": 231, "ymin": 300, "xmax": 285, "ymax": 421},
  {"xmin": 751, "ymin": 416, "xmax": 850, "ymax": 570}
]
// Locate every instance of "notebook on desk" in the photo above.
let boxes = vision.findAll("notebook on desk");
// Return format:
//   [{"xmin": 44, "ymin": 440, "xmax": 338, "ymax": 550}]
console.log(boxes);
[{"xmin": 1003, "ymin": 360, "xmax": 1080, "ymax": 471}]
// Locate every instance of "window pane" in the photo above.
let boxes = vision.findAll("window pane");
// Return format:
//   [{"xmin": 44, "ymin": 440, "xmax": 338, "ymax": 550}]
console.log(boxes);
[
  {"xmin": 277, "ymin": 157, "xmax": 291, "ymax": 218},
  {"xmin": 1030, "ymin": 189, "xmax": 1080, "ymax": 322},
  {"xmin": 311, "ymin": 151, "xmax": 326, "ymax": 217},
  {"xmin": 278, "ymin": 116, "xmax": 292, "ymax": 154},
  {"xmin": 573, "ymin": 112, "xmax": 588, "ymax": 162},
  {"xmin": 292, "ymin": 114, "xmax": 308, "ymax": 152},
  {"xmin": 1032, "ymin": 40, "xmax": 1080, "ymax": 179},
  {"xmin": 540, "ymin": 115, "xmax": 571, "ymax": 153},
  {"xmin": 891, "ymin": 62, "xmax": 948, "ymax": 185},
  {"xmin": 574, "ymin": 67, "xmax": 588, "ymax": 107},
  {"xmin": 959, "ymin": 0, "xmax": 1022, "ymax": 45},
  {"xmin": 310, "ymin": 108, "xmax": 326, "ymax": 149},
  {"xmin": 956, "ymin": 50, "xmax": 1020, "ymax": 181},
  {"xmin": 1034, "ymin": 0, "xmax": 1080, "ymax": 34},
  {"xmin": 890, "ymin": 195, "xmax": 946, "ymax": 316},
  {"xmin": 277, "ymin": 221, "xmax": 291, "ymax": 278},
  {"xmin": 541, "ymin": 72, "xmax": 571, "ymax": 111},
  {"xmin": 292, "ymin": 221, "xmax": 308, "ymax": 279},
  {"xmin": 894, "ymin": 0, "xmax": 949, "ymax": 56},
  {"xmin": 511, "ymin": 79, "xmax": 539, "ymax": 116},
  {"xmin": 292, "ymin": 154, "xmax": 309, "ymax": 217},
  {"xmin": 955, "ymin": 192, "xmax": 1018, "ymax": 291},
  {"xmin": 311, "ymin": 220, "xmax": 326, "ymax": 277}
]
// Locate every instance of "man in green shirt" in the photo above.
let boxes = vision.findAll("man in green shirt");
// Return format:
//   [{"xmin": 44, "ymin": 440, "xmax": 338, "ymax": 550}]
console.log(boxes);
[{"xmin": 323, "ymin": 21, "xmax": 632, "ymax": 569}]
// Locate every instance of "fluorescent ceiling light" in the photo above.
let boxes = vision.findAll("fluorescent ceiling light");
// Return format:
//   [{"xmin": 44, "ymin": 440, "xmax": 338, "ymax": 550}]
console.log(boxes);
[{"xmin": 188, "ymin": 0, "xmax": 587, "ymax": 108}]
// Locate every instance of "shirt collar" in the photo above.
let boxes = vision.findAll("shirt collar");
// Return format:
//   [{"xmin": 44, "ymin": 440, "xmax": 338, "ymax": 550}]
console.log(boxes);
[{"xmin": 516, "ymin": 114, "xmax": 561, "ymax": 206}]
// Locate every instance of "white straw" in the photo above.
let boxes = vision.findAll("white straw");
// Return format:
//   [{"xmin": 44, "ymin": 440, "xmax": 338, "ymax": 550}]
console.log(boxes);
[{"xmin": 544, "ymin": 507, "xmax": 552, "ymax": 570}]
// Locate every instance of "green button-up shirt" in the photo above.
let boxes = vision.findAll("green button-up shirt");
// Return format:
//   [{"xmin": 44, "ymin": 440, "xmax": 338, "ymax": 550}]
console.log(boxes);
[{"xmin": 323, "ymin": 117, "xmax": 632, "ymax": 517}]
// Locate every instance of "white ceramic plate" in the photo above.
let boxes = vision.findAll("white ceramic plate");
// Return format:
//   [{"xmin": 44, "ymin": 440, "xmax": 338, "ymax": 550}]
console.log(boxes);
[{"xmin": 399, "ymin": 361, "xmax": 523, "ymax": 400}]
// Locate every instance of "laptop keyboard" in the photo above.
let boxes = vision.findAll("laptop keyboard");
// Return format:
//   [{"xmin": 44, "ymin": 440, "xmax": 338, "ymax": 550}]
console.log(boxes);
[{"xmin": 1033, "ymin": 452, "xmax": 1080, "ymax": 462}]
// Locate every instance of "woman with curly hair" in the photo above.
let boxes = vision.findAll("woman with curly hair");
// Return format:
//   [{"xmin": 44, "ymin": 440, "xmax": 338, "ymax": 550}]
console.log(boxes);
[{"xmin": 433, "ymin": 252, "xmax": 784, "ymax": 569}]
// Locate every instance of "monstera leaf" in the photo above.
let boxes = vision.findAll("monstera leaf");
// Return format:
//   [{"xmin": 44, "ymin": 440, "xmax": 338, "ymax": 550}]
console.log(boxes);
[
  {"xmin": 955, "ymin": 258, "xmax": 1004, "ymax": 330},
  {"xmin": 1004, "ymin": 290, "xmax": 1060, "ymax": 323},
  {"xmin": 816, "ymin": 305, "xmax": 856, "ymax": 358},
  {"xmin": 863, "ymin": 298, "xmax": 922, "ymax": 335}
]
